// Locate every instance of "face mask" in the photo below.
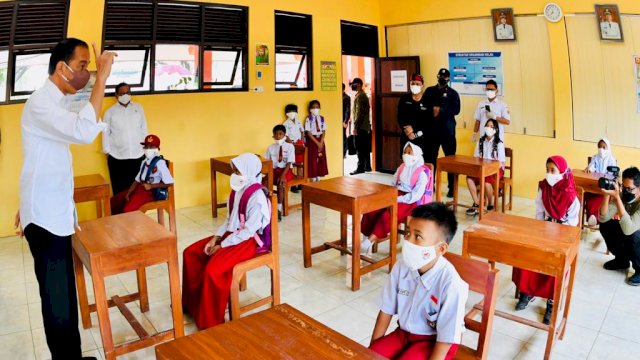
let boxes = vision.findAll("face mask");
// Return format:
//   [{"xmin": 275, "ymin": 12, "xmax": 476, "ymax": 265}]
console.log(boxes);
[
  {"xmin": 230, "ymin": 173, "xmax": 246, "ymax": 192},
  {"xmin": 311, "ymin": 108, "xmax": 320, "ymax": 116},
  {"xmin": 402, "ymin": 154, "xmax": 418, "ymax": 166},
  {"xmin": 598, "ymin": 148, "xmax": 609, "ymax": 157},
  {"xmin": 351, "ymin": 84, "xmax": 358, "ymax": 91},
  {"xmin": 622, "ymin": 189, "xmax": 636, "ymax": 204},
  {"xmin": 144, "ymin": 148, "xmax": 158, "ymax": 160},
  {"xmin": 62, "ymin": 62, "xmax": 90, "ymax": 90},
  {"xmin": 410, "ymin": 85, "xmax": 422, "ymax": 95},
  {"xmin": 484, "ymin": 127, "xmax": 496, "ymax": 137},
  {"xmin": 546, "ymin": 173, "xmax": 563, "ymax": 187},
  {"xmin": 486, "ymin": 90, "xmax": 497, "ymax": 99},
  {"xmin": 286, "ymin": 112, "xmax": 296, "ymax": 120},
  {"xmin": 402, "ymin": 240, "xmax": 438, "ymax": 271},
  {"xmin": 118, "ymin": 94, "xmax": 131, "ymax": 105},
  {"xmin": 437, "ymin": 78, "xmax": 448, "ymax": 86},
  {"xmin": 276, "ymin": 138, "xmax": 286, "ymax": 146}
]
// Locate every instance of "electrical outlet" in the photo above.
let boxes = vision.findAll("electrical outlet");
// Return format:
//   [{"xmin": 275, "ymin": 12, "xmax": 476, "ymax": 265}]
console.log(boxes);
[{"xmin": 253, "ymin": 86, "xmax": 264, "ymax": 93}]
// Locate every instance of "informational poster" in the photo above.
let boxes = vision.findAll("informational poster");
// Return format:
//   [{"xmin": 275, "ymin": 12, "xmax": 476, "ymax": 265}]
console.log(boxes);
[
  {"xmin": 320, "ymin": 61, "xmax": 337, "ymax": 91},
  {"xmin": 391, "ymin": 70, "xmax": 408, "ymax": 92},
  {"xmin": 448, "ymin": 52, "xmax": 504, "ymax": 96},
  {"xmin": 634, "ymin": 56, "xmax": 640, "ymax": 112}
]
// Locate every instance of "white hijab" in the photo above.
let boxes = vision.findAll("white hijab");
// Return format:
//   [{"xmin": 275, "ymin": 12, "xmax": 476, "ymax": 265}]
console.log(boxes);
[
  {"xmin": 399, "ymin": 142, "xmax": 425, "ymax": 186},
  {"xmin": 227, "ymin": 153, "xmax": 270, "ymax": 231},
  {"xmin": 597, "ymin": 137, "xmax": 614, "ymax": 160}
]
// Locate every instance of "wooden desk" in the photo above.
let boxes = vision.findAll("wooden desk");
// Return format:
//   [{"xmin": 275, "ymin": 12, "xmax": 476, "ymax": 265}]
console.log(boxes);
[
  {"xmin": 572, "ymin": 169, "xmax": 609, "ymax": 195},
  {"xmin": 155, "ymin": 304, "xmax": 385, "ymax": 360},
  {"xmin": 210, "ymin": 155, "xmax": 273, "ymax": 217},
  {"xmin": 435, "ymin": 155, "xmax": 501, "ymax": 219},
  {"xmin": 72, "ymin": 212, "xmax": 184, "ymax": 360},
  {"xmin": 463, "ymin": 212, "xmax": 581, "ymax": 360},
  {"xmin": 302, "ymin": 176, "xmax": 397, "ymax": 291},
  {"xmin": 74, "ymin": 174, "xmax": 111, "ymax": 217}
]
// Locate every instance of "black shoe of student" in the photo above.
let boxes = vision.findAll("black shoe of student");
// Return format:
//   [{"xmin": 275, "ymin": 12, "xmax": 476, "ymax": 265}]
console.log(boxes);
[
  {"xmin": 487, "ymin": 205, "xmax": 495, "ymax": 211},
  {"xmin": 290, "ymin": 186, "xmax": 300, "ymax": 193},
  {"xmin": 446, "ymin": 189, "xmax": 454, "ymax": 198},
  {"xmin": 465, "ymin": 204, "xmax": 479, "ymax": 216},
  {"xmin": 515, "ymin": 293, "xmax": 534, "ymax": 311},
  {"xmin": 350, "ymin": 169, "xmax": 365, "ymax": 175},
  {"xmin": 627, "ymin": 273, "xmax": 640, "ymax": 286},
  {"xmin": 543, "ymin": 299, "xmax": 554, "ymax": 325},
  {"xmin": 603, "ymin": 258, "xmax": 630, "ymax": 271}
]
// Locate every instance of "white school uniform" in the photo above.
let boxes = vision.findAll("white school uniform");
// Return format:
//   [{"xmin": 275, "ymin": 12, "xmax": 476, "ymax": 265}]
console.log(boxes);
[
  {"xmin": 264, "ymin": 142, "xmax": 295, "ymax": 169},
  {"xmin": 534, "ymin": 189, "xmax": 580, "ymax": 226},
  {"xmin": 305, "ymin": 115, "xmax": 327, "ymax": 137},
  {"xmin": 474, "ymin": 98, "xmax": 510, "ymax": 137},
  {"xmin": 283, "ymin": 118, "xmax": 305, "ymax": 143},
  {"xmin": 135, "ymin": 158, "xmax": 174, "ymax": 185},
  {"xmin": 473, "ymin": 138, "xmax": 506, "ymax": 170},
  {"xmin": 379, "ymin": 256, "xmax": 469, "ymax": 344}
]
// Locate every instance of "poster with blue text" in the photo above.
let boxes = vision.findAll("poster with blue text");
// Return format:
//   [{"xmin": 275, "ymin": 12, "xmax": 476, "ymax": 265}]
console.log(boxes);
[{"xmin": 448, "ymin": 52, "xmax": 504, "ymax": 96}]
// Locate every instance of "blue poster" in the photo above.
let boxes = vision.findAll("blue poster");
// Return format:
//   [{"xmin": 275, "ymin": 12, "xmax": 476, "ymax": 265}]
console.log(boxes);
[{"xmin": 448, "ymin": 52, "xmax": 504, "ymax": 96}]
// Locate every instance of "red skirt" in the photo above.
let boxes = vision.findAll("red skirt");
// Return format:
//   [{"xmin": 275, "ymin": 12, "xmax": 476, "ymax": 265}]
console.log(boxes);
[
  {"xmin": 110, "ymin": 183, "xmax": 155, "ymax": 215},
  {"xmin": 361, "ymin": 191, "xmax": 417, "ymax": 239},
  {"xmin": 370, "ymin": 327, "xmax": 459, "ymax": 360},
  {"xmin": 468, "ymin": 168, "xmax": 504, "ymax": 186},
  {"xmin": 512, "ymin": 268, "xmax": 556, "ymax": 299},
  {"xmin": 306, "ymin": 135, "xmax": 328, "ymax": 178},
  {"xmin": 584, "ymin": 193, "xmax": 604, "ymax": 219},
  {"xmin": 273, "ymin": 167, "xmax": 294, "ymax": 183}
]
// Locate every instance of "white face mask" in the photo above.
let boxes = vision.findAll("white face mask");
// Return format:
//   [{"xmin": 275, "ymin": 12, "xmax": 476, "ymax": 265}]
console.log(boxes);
[
  {"xmin": 286, "ymin": 112, "xmax": 297, "ymax": 120},
  {"xmin": 402, "ymin": 240, "xmax": 438, "ymax": 271},
  {"xmin": 311, "ymin": 108, "xmax": 320, "ymax": 116},
  {"xmin": 410, "ymin": 85, "xmax": 422, "ymax": 95},
  {"xmin": 598, "ymin": 148, "xmax": 609, "ymax": 157},
  {"xmin": 144, "ymin": 148, "xmax": 158, "ymax": 160},
  {"xmin": 276, "ymin": 138, "xmax": 286, "ymax": 146},
  {"xmin": 484, "ymin": 127, "xmax": 496, "ymax": 138},
  {"xmin": 118, "ymin": 94, "xmax": 131, "ymax": 105},
  {"xmin": 402, "ymin": 154, "xmax": 418, "ymax": 166},
  {"xmin": 546, "ymin": 173, "xmax": 563, "ymax": 187},
  {"xmin": 486, "ymin": 90, "xmax": 497, "ymax": 99},
  {"xmin": 230, "ymin": 173, "xmax": 246, "ymax": 192}
]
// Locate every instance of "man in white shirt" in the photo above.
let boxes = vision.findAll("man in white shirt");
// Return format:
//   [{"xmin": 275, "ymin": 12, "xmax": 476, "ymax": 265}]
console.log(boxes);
[
  {"xmin": 102, "ymin": 82, "xmax": 148, "ymax": 194},
  {"xmin": 600, "ymin": 8, "xmax": 621, "ymax": 40},
  {"xmin": 16, "ymin": 39, "xmax": 115, "ymax": 360},
  {"xmin": 496, "ymin": 12, "xmax": 514, "ymax": 40},
  {"xmin": 472, "ymin": 80, "xmax": 511, "ymax": 142}
]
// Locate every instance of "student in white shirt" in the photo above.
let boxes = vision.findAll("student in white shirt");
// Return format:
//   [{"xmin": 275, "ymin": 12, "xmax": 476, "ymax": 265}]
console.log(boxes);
[
  {"xmin": 304, "ymin": 100, "xmax": 328, "ymax": 181},
  {"xmin": 15, "ymin": 38, "xmax": 115, "ymax": 360},
  {"xmin": 102, "ymin": 82, "xmax": 148, "ymax": 194},
  {"xmin": 370, "ymin": 203, "xmax": 468, "ymax": 360},
  {"xmin": 472, "ymin": 80, "xmax": 511, "ymax": 143},
  {"xmin": 265, "ymin": 124, "xmax": 295, "ymax": 219},
  {"xmin": 282, "ymin": 103, "xmax": 305, "ymax": 193}
]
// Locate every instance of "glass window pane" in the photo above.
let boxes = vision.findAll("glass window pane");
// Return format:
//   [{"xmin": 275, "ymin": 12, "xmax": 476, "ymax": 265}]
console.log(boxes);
[
  {"xmin": 275, "ymin": 53, "xmax": 308, "ymax": 89},
  {"xmin": 12, "ymin": 53, "xmax": 51, "ymax": 99},
  {"xmin": 106, "ymin": 49, "xmax": 150, "ymax": 92},
  {"xmin": 154, "ymin": 44, "xmax": 199, "ymax": 91},
  {"xmin": 0, "ymin": 50, "xmax": 8, "ymax": 102},
  {"xmin": 203, "ymin": 49, "xmax": 244, "ymax": 89}
]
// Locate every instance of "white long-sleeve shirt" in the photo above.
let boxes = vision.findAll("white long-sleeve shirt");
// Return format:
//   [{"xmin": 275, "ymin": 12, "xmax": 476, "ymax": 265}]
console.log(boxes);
[
  {"xmin": 534, "ymin": 189, "xmax": 580, "ymax": 226},
  {"xmin": 102, "ymin": 102, "xmax": 148, "ymax": 159},
  {"xmin": 20, "ymin": 79, "xmax": 106, "ymax": 236},
  {"xmin": 215, "ymin": 187, "xmax": 270, "ymax": 248}
]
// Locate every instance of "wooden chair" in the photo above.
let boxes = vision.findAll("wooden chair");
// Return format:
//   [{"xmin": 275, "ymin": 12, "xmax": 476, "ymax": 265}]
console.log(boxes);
[
  {"xmin": 228, "ymin": 193, "xmax": 280, "ymax": 320},
  {"xmin": 499, "ymin": 148, "xmax": 514, "ymax": 212},
  {"xmin": 444, "ymin": 253, "xmax": 499, "ymax": 360},
  {"xmin": 139, "ymin": 161, "xmax": 177, "ymax": 235},
  {"xmin": 282, "ymin": 145, "xmax": 309, "ymax": 216}
]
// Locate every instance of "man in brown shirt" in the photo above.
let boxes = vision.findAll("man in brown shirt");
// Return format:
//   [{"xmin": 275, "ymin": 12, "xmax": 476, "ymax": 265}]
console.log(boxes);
[{"xmin": 350, "ymin": 77, "xmax": 371, "ymax": 175}]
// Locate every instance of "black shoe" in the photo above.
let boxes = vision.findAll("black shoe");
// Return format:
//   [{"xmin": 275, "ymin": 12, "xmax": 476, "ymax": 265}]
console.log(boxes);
[
  {"xmin": 603, "ymin": 258, "xmax": 630, "ymax": 271},
  {"xmin": 543, "ymin": 299, "xmax": 553, "ymax": 325},
  {"xmin": 350, "ymin": 169, "xmax": 365, "ymax": 175},
  {"xmin": 446, "ymin": 189, "xmax": 454, "ymax": 198},
  {"xmin": 278, "ymin": 210, "xmax": 282, "ymax": 222},
  {"xmin": 466, "ymin": 204, "xmax": 479, "ymax": 216},
  {"xmin": 290, "ymin": 186, "xmax": 300, "ymax": 193},
  {"xmin": 487, "ymin": 205, "xmax": 495, "ymax": 211},
  {"xmin": 515, "ymin": 293, "xmax": 534, "ymax": 311},
  {"xmin": 364, "ymin": 166, "xmax": 372, "ymax": 172},
  {"xmin": 82, "ymin": 357, "xmax": 98, "ymax": 360},
  {"xmin": 627, "ymin": 273, "xmax": 640, "ymax": 286}
]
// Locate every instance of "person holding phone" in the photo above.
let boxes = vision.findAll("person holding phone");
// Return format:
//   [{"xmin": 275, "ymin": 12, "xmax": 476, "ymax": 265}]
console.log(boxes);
[{"xmin": 472, "ymin": 80, "xmax": 511, "ymax": 144}]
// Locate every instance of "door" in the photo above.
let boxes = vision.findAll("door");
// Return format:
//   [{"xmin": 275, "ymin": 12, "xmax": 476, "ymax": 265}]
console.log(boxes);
[{"xmin": 375, "ymin": 56, "xmax": 420, "ymax": 173}]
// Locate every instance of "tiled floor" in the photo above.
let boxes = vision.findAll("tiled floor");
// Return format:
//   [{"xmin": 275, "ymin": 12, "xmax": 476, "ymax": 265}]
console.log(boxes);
[{"xmin": 2, "ymin": 172, "xmax": 640, "ymax": 359}]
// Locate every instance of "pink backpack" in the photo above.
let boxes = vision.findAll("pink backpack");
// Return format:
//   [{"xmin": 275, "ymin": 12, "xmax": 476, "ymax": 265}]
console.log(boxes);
[
  {"xmin": 395, "ymin": 164, "xmax": 434, "ymax": 205},
  {"xmin": 228, "ymin": 183, "xmax": 272, "ymax": 254}
]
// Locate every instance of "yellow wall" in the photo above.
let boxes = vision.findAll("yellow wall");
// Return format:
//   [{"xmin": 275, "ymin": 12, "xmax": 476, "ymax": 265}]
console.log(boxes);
[
  {"xmin": 380, "ymin": 0, "xmax": 640, "ymax": 200},
  {"xmin": 0, "ymin": 0, "xmax": 381, "ymax": 236}
]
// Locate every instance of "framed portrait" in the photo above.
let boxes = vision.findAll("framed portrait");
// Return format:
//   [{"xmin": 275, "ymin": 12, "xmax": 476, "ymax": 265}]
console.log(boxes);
[
  {"xmin": 595, "ymin": 4, "xmax": 623, "ymax": 41},
  {"xmin": 492, "ymin": 8, "xmax": 516, "ymax": 42},
  {"xmin": 255, "ymin": 44, "xmax": 269, "ymax": 65}
]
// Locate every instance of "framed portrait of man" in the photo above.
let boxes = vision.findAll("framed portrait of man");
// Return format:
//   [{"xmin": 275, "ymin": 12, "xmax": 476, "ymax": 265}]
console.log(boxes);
[
  {"xmin": 492, "ymin": 8, "xmax": 516, "ymax": 42},
  {"xmin": 596, "ymin": 4, "xmax": 623, "ymax": 41},
  {"xmin": 256, "ymin": 44, "xmax": 269, "ymax": 65}
]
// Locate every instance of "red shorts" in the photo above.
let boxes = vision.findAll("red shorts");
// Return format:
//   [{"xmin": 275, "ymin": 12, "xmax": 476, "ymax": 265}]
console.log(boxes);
[
  {"xmin": 469, "ymin": 168, "xmax": 504, "ymax": 186},
  {"xmin": 294, "ymin": 140, "xmax": 305, "ymax": 164},
  {"xmin": 274, "ymin": 167, "xmax": 294, "ymax": 184}
]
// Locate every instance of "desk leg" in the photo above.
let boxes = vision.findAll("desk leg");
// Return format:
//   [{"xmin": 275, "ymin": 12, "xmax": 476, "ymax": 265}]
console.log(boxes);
[
  {"xmin": 544, "ymin": 270, "xmax": 565, "ymax": 359},
  {"xmin": 389, "ymin": 202, "xmax": 398, "ymax": 272},
  {"xmin": 478, "ymin": 174, "xmax": 486, "ymax": 220},
  {"xmin": 351, "ymin": 202, "xmax": 361, "ymax": 291},
  {"xmin": 435, "ymin": 169, "xmax": 442, "ymax": 202},
  {"xmin": 136, "ymin": 267, "xmax": 149, "ymax": 312},
  {"xmin": 340, "ymin": 213, "xmax": 348, "ymax": 255},
  {"xmin": 73, "ymin": 251, "xmax": 91, "ymax": 329},
  {"xmin": 93, "ymin": 273, "xmax": 115, "ymax": 360},
  {"xmin": 453, "ymin": 174, "xmax": 459, "ymax": 212},
  {"xmin": 494, "ymin": 172, "xmax": 500, "ymax": 213},
  {"xmin": 167, "ymin": 247, "xmax": 185, "ymax": 338},
  {"xmin": 211, "ymin": 168, "xmax": 218, "ymax": 218},
  {"xmin": 303, "ymin": 200, "xmax": 312, "ymax": 268},
  {"xmin": 560, "ymin": 256, "xmax": 578, "ymax": 340}
]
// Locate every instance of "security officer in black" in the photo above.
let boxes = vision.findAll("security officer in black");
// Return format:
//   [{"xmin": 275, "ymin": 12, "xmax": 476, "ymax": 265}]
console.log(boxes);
[
  {"xmin": 397, "ymin": 73, "xmax": 431, "ymax": 159},
  {"xmin": 424, "ymin": 68, "xmax": 460, "ymax": 198}
]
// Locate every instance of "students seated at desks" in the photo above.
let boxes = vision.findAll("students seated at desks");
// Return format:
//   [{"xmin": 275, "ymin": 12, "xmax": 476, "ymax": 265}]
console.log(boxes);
[
  {"xmin": 370, "ymin": 203, "xmax": 468, "ymax": 360},
  {"xmin": 360, "ymin": 142, "xmax": 433, "ymax": 255},
  {"xmin": 304, "ymin": 100, "xmax": 328, "ymax": 182},
  {"xmin": 182, "ymin": 153, "xmax": 271, "ymax": 329},
  {"xmin": 513, "ymin": 155, "xmax": 580, "ymax": 325},
  {"xmin": 110, "ymin": 134, "xmax": 173, "ymax": 214},
  {"xmin": 584, "ymin": 137, "xmax": 618, "ymax": 226},
  {"xmin": 265, "ymin": 124, "xmax": 295, "ymax": 220},
  {"xmin": 282, "ymin": 103, "xmax": 305, "ymax": 193},
  {"xmin": 466, "ymin": 118, "xmax": 505, "ymax": 216}
]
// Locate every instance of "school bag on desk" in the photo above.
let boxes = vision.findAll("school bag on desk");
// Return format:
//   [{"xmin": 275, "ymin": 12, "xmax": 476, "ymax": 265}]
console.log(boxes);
[
  {"xmin": 228, "ymin": 183, "xmax": 272, "ymax": 254},
  {"xmin": 143, "ymin": 155, "xmax": 169, "ymax": 200},
  {"xmin": 394, "ymin": 163, "xmax": 434, "ymax": 205}
]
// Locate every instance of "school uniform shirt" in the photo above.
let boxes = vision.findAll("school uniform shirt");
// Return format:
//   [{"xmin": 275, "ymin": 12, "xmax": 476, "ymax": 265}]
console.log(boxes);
[
  {"xmin": 588, "ymin": 154, "xmax": 617, "ymax": 175},
  {"xmin": 215, "ymin": 186, "xmax": 270, "ymax": 248},
  {"xmin": 265, "ymin": 142, "xmax": 295, "ymax": 169},
  {"xmin": 305, "ymin": 115, "xmax": 327, "ymax": 137},
  {"xmin": 283, "ymin": 118, "xmax": 305, "ymax": 143},
  {"xmin": 102, "ymin": 102, "xmax": 148, "ymax": 160},
  {"xmin": 135, "ymin": 158, "xmax": 174, "ymax": 185},
  {"xmin": 379, "ymin": 256, "xmax": 469, "ymax": 343},
  {"xmin": 20, "ymin": 79, "xmax": 106, "ymax": 236},
  {"xmin": 475, "ymin": 98, "xmax": 510, "ymax": 138},
  {"xmin": 393, "ymin": 169, "xmax": 428, "ymax": 204},
  {"xmin": 535, "ymin": 189, "xmax": 580, "ymax": 226},
  {"xmin": 473, "ymin": 138, "xmax": 506, "ymax": 170}
]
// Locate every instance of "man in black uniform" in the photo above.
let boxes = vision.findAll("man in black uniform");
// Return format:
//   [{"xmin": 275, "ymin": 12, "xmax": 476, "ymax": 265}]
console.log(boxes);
[
  {"xmin": 342, "ymin": 83, "xmax": 351, "ymax": 158},
  {"xmin": 424, "ymin": 68, "xmax": 460, "ymax": 198},
  {"xmin": 397, "ymin": 73, "xmax": 431, "ymax": 159}
]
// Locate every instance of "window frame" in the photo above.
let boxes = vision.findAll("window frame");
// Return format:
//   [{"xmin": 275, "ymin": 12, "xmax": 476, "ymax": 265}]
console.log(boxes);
[
  {"xmin": 274, "ymin": 51, "xmax": 307, "ymax": 88},
  {"xmin": 274, "ymin": 10, "xmax": 313, "ymax": 92},
  {"xmin": 104, "ymin": 45, "xmax": 150, "ymax": 90},
  {"xmin": 10, "ymin": 48, "xmax": 53, "ymax": 97},
  {"xmin": 201, "ymin": 46, "xmax": 243, "ymax": 87}
]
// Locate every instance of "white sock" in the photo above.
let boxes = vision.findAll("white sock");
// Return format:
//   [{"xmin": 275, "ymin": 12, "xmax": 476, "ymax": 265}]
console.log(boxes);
[
  {"xmin": 277, "ymin": 204, "xmax": 283, "ymax": 212},
  {"xmin": 360, "ymin": 238, "xmax": 373, "ymax": 254},
  {"xmin": 588, "ymin": 214, "xmax": 597, "ymax": 227}
]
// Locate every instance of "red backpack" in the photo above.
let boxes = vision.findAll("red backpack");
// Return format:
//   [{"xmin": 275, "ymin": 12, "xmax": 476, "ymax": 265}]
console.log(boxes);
[
  {"xmin": 394, "ymin": 164, "xmax": 434, "ymax": 205},
  {"xmin": 228, "ymin": 183, "xmax": 272, "ymax": 254}
]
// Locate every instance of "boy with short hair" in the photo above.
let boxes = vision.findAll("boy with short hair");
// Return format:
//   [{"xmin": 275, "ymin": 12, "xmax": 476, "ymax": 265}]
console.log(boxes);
[
  {"xmin": 265, "ymin": 124, "xmax": 295, "ymax": 220},
  {"xmin": 370, "ymin": 202, "xmax": 468, "ymax": 360}
]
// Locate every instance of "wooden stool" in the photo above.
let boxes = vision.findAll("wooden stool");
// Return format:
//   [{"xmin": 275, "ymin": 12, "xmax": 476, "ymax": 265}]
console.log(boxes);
[
  {"xmin": 72, "ymin": 212, "xmax": 184, "ymax": 360},
  {"xmin": 74, "ymin": 174, "xmax": 111, "ymax": 217},
  {"xmin": 139, "ymin": 161, "xmax": 177, "ymax": 235},
  {"xmin": 282, "ymin": 145, "xmax": 309, "ymax": 216}
]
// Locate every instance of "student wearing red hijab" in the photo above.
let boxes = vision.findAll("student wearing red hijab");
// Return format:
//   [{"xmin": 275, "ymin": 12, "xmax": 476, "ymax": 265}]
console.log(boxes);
[{"xmin": 512, "ymin": 156, "xmax": 580, "ymax": 324}]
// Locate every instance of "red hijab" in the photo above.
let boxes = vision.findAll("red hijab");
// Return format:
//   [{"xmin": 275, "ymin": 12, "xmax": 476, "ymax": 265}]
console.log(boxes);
[{"xmin": 539, "ymin": 155, "xmax": 577, "ymax": 220}]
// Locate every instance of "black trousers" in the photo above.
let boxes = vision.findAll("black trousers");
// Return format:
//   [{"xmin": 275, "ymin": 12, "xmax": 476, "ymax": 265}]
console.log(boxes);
[
  {"xmin": 424, "ymin": 135, "xmax": 457, "ymax": 192},
  {"xmin": 107, "ymin": 155, "xmax": 144, "ymax": 194},
  {"xmin": 343, "ymin": 127, "xmax": 348, "ymax": 158},
  {"xmin": 355, "ymin": 131, "xmax": 371, "ymax": 171},
  {"xmin": 24, "ymin": 224, "xmax": 82, "ymax": 360},
  {"xmin": 601, "ymin": 219, "xmax": 640, "ymax": 272}
]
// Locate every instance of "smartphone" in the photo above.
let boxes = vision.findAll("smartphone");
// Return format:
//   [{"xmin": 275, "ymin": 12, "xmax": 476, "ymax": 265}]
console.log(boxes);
[{"xmin": 485, "ymin": 105, "xmax": 491, "ymax": 111}]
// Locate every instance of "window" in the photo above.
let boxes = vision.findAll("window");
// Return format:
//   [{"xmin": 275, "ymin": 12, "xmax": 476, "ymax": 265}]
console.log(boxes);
[
  {"xmin": 103, "ymin": 0, "xmax": 248, "ymax": 94},
  {"xmin": 341, "ymin": 20, "xmax": 379, "ymax": 58},
  {"xmin": 275, "ymin": 11, "xmax": 312, "ymax": 90},
  {"xmin": 12, "ymin": 52, "xmax": 51, "ymax": 99}
]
